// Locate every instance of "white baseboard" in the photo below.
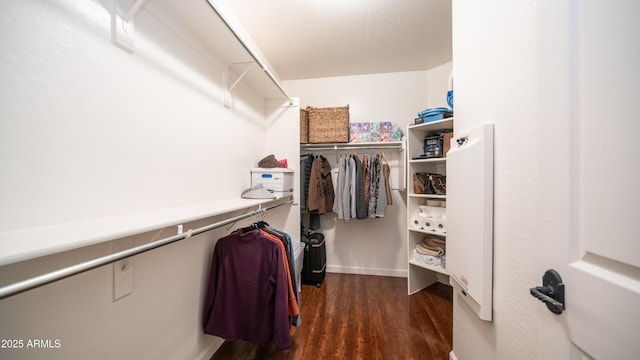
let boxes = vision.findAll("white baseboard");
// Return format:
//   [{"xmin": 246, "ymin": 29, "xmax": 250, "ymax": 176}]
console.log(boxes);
[
  {"xmin": 194, "ymin": 337, "xmax": 224, "ymax": 360},
  {"xmin": 450, "ymin": 350, "xmax": 458, "ymax": 360},
  {"xmin": 326, "ymin": 265, "xmax": 407, "ymax": 278}
]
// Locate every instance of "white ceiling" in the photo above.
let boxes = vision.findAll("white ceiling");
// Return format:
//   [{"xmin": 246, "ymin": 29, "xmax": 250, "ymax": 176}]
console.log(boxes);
[{"xmin": 221, "ymin": 0, "xmax": 452, "ymax": 81}]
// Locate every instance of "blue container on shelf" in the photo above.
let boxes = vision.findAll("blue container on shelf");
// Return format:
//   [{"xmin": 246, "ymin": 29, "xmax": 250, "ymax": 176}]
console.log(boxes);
[
  {"xmin": 416, "ymin": 107, "xmax": 453, "ymax": 124},
  {"xmin": 447, "ymin": 70, "xmax": 454, "ymax": 109}
]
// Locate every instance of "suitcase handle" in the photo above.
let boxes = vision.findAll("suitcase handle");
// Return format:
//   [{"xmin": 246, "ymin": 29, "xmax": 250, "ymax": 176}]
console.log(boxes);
[
  {"xmin": 312, "ymin": 264, "xmax": 326, "ymax": 274},
  {"xmin": 310, "ymin": 239, "xmax": 325, "ymax": 247}
]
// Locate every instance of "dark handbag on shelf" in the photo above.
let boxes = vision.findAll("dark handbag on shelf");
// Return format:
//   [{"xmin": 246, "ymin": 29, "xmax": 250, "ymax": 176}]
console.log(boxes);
[
  {"xmin": 414, "ymin": 172, "xmax": 440, "ymax": 195},
  {"xmin": 429, "ymin": 174, "xmax": 446, "ymax": 195}
]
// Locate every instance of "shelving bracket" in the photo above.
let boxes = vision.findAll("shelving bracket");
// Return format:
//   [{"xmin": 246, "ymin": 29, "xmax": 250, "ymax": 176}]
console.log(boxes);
[
  {"xmin": 111, "ymin": 0, "xmax": 149, "ymax": 52},
  {"xmin": 228, "ymin": 62, "xmax": 255, "ymax": 92},
  {"xmin": 223, "ymin": 62, "xmax": 256, "ymax": 108}
]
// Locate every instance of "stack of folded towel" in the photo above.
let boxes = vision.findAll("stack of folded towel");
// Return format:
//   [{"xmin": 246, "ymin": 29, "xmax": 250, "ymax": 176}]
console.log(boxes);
[{"xmin": 414, "ymin": 236, "xmax": 446, "ymax": 268}]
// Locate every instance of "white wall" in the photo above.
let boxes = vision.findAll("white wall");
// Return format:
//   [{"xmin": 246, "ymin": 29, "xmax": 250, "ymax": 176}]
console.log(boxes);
[
  {"xmin": 285, "ymin": 66, "xmax": 451, "ymax": 277},
  {"xmin": 0, "ymin": 0, "xmax": 270, "ymax": 233},
  {"xmin": 0, "ymin": 1, "xmax": 297, "ymax": 359},
  {"xmin": 426, "ymin": 62, "xmax": 453, "ymax": 109},
  {"xmin": 451, "ymin": 0, "xmax": 539, "ymax": 359}
]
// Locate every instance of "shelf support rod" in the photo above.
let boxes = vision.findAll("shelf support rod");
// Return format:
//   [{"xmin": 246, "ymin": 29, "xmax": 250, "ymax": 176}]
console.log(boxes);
[
  {"xmin": 124, "ymin": 0, "xmax": 149, "ymax": 22},
  {"xmin": 228, "ymin": 63, "xmax": 255, "ymax": 93}
]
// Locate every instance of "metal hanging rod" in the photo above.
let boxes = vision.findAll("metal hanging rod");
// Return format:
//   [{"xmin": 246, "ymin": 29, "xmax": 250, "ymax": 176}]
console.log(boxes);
[
  {"xmin": 300, "ymin": 142, "xmax": 405, "ymax": 152},
  {"xmin": 0, "ymin": 200, "xmax": 293, "ymax": 300}
]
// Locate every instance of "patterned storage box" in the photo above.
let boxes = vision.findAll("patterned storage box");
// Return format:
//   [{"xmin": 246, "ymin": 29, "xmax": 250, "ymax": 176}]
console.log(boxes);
[{"xmin": 349, "ymin": 121, "xmax": 393, "ymax": 143}]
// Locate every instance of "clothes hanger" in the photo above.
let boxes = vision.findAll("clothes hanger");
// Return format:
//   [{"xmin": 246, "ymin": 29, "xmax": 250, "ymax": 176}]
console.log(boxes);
[
  {"xmin": 240, "ymin": 223, "xmax": 258, "ymax": 233},
  {"xmin": 380, "ymin": 151, "xmax": 389, "ymax": 165}
]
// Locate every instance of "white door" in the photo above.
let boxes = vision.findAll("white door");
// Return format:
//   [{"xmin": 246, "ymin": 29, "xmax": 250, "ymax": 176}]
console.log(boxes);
[{"xmin": 536, "ymin": 1, "xmax": 640, "ymax": 359}]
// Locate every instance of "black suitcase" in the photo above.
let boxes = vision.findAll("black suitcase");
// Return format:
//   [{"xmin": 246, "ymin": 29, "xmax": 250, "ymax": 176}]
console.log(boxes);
[{"xmin": 301, "ymin": 232, "xmax": 326, "ymax": 287}]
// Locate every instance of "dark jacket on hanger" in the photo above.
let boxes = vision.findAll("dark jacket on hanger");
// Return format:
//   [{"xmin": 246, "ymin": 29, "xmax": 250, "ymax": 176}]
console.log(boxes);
[
  {"xmin": 307, "ymin": 155, "xmax": 334, "ymax": 214},
  {"xmin": 299, "ymin": 155, "xmax": 314, "ymax": 214}
]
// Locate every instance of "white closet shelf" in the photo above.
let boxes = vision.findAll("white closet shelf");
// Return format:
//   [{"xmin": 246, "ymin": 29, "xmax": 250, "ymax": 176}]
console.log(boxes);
[
  {"xmin": 409, "ymin": 259, "xmax": 448, "ymax": 275},
  {"xmin": 408, "ymin": 228, "xmax": 446, "ymax": 237},
  {"xmin": 408, "ymin": 118, "xmax": 453, "ymax": 131},
  {"xmin": 117, "ymin": 0, "xmax": 290, "ymax": 101},
  {"xmin": 0, "ymin": 196, "xmax": 293, "ymax": 267},
  {"xmin": 408, "ymin": 194, "xmax": 446, "ymax": 199},
  {"xmin": 409, "ymin": 157, "xmax": 447, "ymax": 164}
]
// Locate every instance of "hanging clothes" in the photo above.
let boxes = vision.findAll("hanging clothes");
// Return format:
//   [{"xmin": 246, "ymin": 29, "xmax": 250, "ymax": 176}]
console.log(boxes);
[
  {"xmin": 330, "ymin": 152, "xmax": 393, "ymax": 222},
  {"xmin": 362, "ymin": 154, "xmax": 370, "ymax": 207},
  {"xmin": 203, "ymin": 226, "xmax": 299, "ymax": 351},
  {"xmin": 373, "ymin": 152, "xmax": 394, "ymax": 217},
  {"xmin": 333, "ymin": 154, "xmax": 344, "ymax": 219},
  {"xmin": 299, "ymin": 155, "xmax": 314, "ymax": 214},
  {"xmin": 381, "ymin": 152, "xmax": 393, "ymax": 206},
  {"xmin": 368, "ymin": 154, "xmax": 380, "ymax": 218},
  {"xmin": 258, "ymin": 227, "xmax": 299, "ymax": 326},
  {"xmin": 349, "ymin": 155, "xmax": 357, "ymax": 219},
  {"xmin": 267, "ymin": 226, "xmax": 302, "ymax": 326},
  {"xmin": 301, "ymin": 154, "xmax": 322, "ymax": 230},
  {"xmin": 354, "ymin": 155, "xmax": 367, "ymax": 220},
  {"xmin": 340, "ymin": 155, "xmax": 351, "ymax": 221},
  {"xmin": 307, "ymin": 155, "xmax": 335, "ymax": 215}
]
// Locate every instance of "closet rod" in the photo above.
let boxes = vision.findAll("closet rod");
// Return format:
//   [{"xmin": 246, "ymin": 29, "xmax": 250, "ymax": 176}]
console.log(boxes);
[
  {"xmin": 301, "ymin": 144, "xmax": 404, "ymax": 152},
  {"xmin": 203, "ymin": 0, "xmax": 291, "ymax": 102},
  {"xmin": 0, "ymin": 200, "xmax": 293, "ymax": 300}
]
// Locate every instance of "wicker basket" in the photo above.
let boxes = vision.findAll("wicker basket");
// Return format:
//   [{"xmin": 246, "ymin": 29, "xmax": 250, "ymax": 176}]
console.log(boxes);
[
  {"xmin": 300, "ymin": 108, "xmax": 309, "ymax": 144},
  {"xmin": 307, "ymin": 105, "xmax": 350, "ymax": 143}
]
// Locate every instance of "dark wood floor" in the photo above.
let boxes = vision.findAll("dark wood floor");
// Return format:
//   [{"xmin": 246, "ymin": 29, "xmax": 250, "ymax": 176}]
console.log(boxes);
[{"xmin": 210, "ymin": 273, "xmax": 453, "ymax": 360}]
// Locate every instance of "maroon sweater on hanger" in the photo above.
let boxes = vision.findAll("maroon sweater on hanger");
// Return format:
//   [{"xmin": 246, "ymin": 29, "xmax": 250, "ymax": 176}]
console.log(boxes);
[{"xmin": 203, "ymin": 229, "xmax": 290, "ymax": 350}]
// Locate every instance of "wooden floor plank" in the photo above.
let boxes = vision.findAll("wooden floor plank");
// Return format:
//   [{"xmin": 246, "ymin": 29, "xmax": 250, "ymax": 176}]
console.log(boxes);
[{"xmin": 210, "ymin": 273, "xmax": 453, "ymax": 360}]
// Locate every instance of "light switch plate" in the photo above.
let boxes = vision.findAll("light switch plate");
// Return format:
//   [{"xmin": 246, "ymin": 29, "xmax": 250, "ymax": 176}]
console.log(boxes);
[
  {"xmin": 113, "ymin": 238, "xmax": 134, "ymax": 301},
  {"xmin": 114, "ymin": 260, "xmax": 134, "ymax": 301}
]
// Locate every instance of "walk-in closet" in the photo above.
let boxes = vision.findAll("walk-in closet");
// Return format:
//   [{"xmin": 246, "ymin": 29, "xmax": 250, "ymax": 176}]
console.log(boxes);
[
  {"xmin": 3, "ymin": 0, "xmax": 638, "ymax": 360},
  {"xmin": 0, "ymin": 0, "xmax": 455, "ymax": 357}
]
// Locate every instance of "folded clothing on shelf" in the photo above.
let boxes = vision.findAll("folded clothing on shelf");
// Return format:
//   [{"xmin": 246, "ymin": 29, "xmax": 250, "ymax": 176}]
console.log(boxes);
[
  {"xmin": 415, "ymin": 236, "xmax": 446, "ymax": 256},
  {"xmin": 413, "ymin": 250, "xmax": 446, "ymax": 268}
]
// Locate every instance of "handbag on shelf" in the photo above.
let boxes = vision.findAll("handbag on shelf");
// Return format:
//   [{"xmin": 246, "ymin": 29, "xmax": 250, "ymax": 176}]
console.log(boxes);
[
  {"xmin": 413, "ymin": 172, "xmax": 445, "ymax": 195},
  {"xmin": 413, "ymin": 172, "xmax": 435, "ymax": 195},
  {"xmin": 429, "ymin": 174, "xmax": 446, "ymax": 195}
]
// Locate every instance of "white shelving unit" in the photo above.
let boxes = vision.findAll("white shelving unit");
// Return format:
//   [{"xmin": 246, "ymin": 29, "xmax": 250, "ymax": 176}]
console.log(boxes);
[{"xmin": 406, "ymin": 118, "xmax": 453, "ymax": 294}]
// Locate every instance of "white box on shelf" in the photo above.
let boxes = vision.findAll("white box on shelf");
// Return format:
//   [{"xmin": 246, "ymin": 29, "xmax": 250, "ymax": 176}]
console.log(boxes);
[{"xmin": 250, "ymin": 168, "xmax": 294, "ymax": 198}]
